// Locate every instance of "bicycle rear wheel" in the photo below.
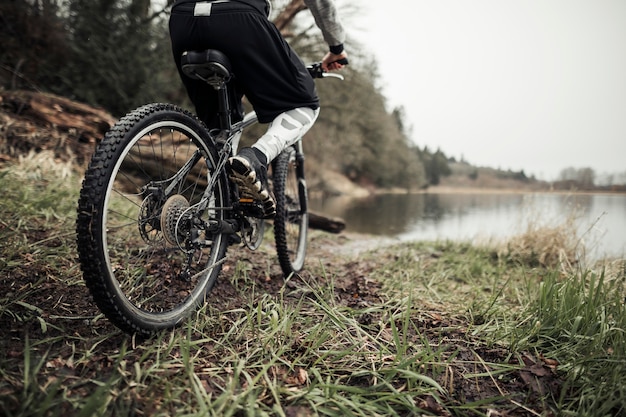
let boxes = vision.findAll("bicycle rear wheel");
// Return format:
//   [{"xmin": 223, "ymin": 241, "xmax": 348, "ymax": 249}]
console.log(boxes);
[
  {"xmin": 76, "ymin": 103, "xmax": 230, "ymax": 335},
  {"xmin": 273, "ymin": 146, "xmax": 308, "ymax": 275}
]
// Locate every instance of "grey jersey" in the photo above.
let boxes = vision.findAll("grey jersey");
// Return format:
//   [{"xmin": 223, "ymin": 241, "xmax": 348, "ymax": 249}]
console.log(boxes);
[
  {"xmin": 260, "ymin": 0, "xmax": 345, "ymax": 46},
  {"xmin": 302, "ymin": 0, "xmax": 346, "ymax": 47}
]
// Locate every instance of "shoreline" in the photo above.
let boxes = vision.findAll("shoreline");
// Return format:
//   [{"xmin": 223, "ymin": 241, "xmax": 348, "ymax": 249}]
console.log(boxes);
[{"xmin": 371, "ymin": 185, "xmax": 626, "ymax": 197}]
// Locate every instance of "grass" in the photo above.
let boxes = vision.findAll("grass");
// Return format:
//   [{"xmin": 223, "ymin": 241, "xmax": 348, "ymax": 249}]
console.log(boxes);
[{"xmin": 1, "ymin": 152, "xmax": 625, "ymax": 416}]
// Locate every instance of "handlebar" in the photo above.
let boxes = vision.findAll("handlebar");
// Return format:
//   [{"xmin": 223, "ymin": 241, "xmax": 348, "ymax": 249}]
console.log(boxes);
[{"xmin": 307, "ymin": 58, "xmax": 349, "ymax": 80}]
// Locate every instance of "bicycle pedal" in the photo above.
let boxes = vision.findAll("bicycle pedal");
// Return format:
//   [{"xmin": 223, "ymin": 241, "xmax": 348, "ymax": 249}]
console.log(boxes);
[{"xmin": 237, "ymin": 199, "xmax": 264, "ymax": 218}]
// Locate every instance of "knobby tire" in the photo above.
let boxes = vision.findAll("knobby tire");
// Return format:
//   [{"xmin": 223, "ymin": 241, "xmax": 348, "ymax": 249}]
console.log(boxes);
[
  {"xmin": 273, "ymin": 147, "xmax": 308, "ymax": 276},
  {"xmin": 76, "ymin": 103, "xmax": 230, "ymax": 335}
]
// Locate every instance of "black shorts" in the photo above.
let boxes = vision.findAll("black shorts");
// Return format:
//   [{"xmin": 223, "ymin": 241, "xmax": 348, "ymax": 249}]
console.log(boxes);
[{"xmin": 169, "ymin": 1, "xmax": 320, "ymax": 126}]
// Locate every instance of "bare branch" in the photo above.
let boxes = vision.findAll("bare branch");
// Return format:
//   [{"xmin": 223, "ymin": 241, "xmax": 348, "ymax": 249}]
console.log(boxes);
[{"xmin": 273, "ymin": 0, "xmax": 306, "ymax": 34}]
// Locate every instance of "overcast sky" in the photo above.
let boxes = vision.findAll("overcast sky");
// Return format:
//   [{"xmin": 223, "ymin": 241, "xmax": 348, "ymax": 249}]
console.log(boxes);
[{"xmin": 345, "ymin": 0, "xmax": 626, "ymax": 181}]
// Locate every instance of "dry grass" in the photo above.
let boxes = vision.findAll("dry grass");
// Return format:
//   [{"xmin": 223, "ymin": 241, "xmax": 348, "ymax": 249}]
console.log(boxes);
[
  {"xmin": 500, "ymin": 218, "xmax": 580, "ymax": 270},
  {"xmin": 12, "ymin": 150, "xmax": 76, "ymax": 180},
  {"xmin": 491, "ymin": 195, "xmax": 611, "ymax": 273}
]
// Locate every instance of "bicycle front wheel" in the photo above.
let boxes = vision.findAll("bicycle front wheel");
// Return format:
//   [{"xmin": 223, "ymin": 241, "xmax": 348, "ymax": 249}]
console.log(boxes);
[
  {"xmin": 76, "ymin": 103, "xmax": 230, "ymax": 335},
  {"xmin": 273, "ymin": 146, "xmax": 308, "ymax": 275}
]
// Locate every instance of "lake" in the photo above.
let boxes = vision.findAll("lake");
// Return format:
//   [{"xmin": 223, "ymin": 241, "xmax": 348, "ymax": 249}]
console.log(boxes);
[{"xmin": 310, "ymin": 192, "xmax": 626, "ymax": 260}]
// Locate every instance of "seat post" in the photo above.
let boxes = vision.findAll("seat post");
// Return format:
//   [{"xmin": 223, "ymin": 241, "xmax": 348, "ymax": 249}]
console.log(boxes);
[
  {"xmin": 215, "ymin": 83, "xmax": 232, "ymax": 131},
  {"xmin": 180, "ymin": 49, "xmax": 235, "ymax": 131}
]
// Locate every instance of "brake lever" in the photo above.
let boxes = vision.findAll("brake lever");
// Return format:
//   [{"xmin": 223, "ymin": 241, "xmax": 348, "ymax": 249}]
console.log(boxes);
[{"xmin": 322, "ymin": 73, "xmax": 344, "ymax": 80}]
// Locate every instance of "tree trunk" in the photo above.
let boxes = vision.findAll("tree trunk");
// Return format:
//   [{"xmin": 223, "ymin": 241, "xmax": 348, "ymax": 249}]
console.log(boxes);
[
  {"xmin": 309, "ymin": 211, "xmax": 345, "ymax": 234},
  {"xmin": 273, "ymin": 0, "xmax": 306, "ymax": 34}
]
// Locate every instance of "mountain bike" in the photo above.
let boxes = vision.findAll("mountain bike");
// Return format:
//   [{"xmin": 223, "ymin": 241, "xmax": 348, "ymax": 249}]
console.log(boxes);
[{"xmin": 76, "ymin": 48, "xmax": 346, "ymax": 335}]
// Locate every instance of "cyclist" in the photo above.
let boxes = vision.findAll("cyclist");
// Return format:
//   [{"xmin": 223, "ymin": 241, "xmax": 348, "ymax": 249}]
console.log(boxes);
[{"xmin": 169, "ymin": 0, "xmax": 348, "ymax": 218}]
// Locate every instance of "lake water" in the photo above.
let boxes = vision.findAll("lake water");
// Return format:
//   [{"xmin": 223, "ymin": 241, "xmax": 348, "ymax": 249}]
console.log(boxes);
[{"xmin": 310, "ymin": 192, "xmax": 626, "ymax": 260}]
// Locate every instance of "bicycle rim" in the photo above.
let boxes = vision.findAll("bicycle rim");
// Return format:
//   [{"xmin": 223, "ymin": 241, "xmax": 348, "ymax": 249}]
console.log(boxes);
[
  {"xmin": 76, "ymin": 103, "xmax": 229, "ymax": 334},
  {"xmin": 273, "ymin": 147, "xmax": 308, "ymax": 275}
]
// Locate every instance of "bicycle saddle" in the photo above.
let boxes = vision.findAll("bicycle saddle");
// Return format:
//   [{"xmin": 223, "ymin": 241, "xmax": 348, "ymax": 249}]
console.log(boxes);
[{"xmin": 181, "ymin": 49, "xmax": 232, "ymax": 81}]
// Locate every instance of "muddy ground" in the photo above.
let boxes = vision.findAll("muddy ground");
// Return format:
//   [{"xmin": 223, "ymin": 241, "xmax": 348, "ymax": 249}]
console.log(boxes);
[{"xmin": 0, "ymin": 224, "xmax": 560, "ymax": 416}]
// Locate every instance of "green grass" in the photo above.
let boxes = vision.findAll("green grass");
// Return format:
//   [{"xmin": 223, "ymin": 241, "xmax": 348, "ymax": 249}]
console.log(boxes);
[
  {"xmin": 514, "ymin": 269, "xmax": 626, "ymax": 415},
  {"xmin": 1, "ymin": 152, "xmax": 625, "ymax": 416}
]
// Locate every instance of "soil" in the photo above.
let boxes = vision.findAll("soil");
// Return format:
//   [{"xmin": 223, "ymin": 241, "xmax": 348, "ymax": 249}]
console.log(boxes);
[{"xmin": 0, "ymin": 223, "xmax": 560, "ymax": 416}]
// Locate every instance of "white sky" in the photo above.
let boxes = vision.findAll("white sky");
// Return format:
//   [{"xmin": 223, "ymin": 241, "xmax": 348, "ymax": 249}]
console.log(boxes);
[{"xmin": 345, "ymin": 0, "xmax": 626, "ymax": 181}]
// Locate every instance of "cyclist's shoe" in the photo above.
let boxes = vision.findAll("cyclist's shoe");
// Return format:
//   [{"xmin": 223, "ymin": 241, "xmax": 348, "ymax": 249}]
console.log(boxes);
[{"xmin": 226, "ymin": 147, "xmax": 276, "ymax": 219}]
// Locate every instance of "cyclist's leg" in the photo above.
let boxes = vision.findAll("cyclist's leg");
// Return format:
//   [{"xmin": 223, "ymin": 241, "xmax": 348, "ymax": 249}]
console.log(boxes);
[
  {"xmin": 227, "ymin": 107, "xmax": 319, "ymax": 218},
  {"xmin": 252, "ymin": 107, "xmax": 320, "ymax": 163},
  {"xmin": 207, "ymin": 6, "xmax": 319, "ymax": 125}
]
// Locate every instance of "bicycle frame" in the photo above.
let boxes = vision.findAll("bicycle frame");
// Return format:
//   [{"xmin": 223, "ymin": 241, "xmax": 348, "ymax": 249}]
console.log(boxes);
[{"xmin": 75, "ymin": 49, "xmax": 344, "ymax": 335}]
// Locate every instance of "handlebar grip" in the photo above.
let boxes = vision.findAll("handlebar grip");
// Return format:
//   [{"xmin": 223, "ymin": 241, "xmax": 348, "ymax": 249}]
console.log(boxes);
[{"xmin": 306, "ymin": 58, "xmax": 349, "ymax": 78}]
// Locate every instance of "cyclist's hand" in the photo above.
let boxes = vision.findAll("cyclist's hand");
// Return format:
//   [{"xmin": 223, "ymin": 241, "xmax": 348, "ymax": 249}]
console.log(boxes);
[{"xmin": 322, "ymin": 51, "xmax": 348, "ymax": 72}]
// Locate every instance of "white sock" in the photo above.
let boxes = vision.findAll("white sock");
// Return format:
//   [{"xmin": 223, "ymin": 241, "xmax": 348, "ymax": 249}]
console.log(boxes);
[{"xmin": 252, "ymin": 107, "xmax": 319, "ymax": 163}]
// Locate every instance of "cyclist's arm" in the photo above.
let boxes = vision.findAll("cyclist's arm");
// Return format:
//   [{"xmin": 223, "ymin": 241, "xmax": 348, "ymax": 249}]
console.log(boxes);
[
  {"xmin": 303, "ymin": 0, "xmax": 346, "ymax": 53},
  {"xmin": 303, "ymin": 0, "xmax": 348, "ymax": 71}
]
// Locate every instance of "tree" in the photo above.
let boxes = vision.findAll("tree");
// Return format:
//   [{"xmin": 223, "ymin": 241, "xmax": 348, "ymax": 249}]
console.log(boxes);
[
  {"xmin": 54, "ymin": 0, "xmax": 176, "ymax": 115},
  {"xmin": 273, "ymin": 0, "xmax": 307, "ymax": 32},
  {"xmin": 418, "ymin": 147, "xmax": 451, "ymax": 186},
  {"xmin": 277, "ymin": 2, "xmax": 426, "ymax": 189},
  {"xmin": 558, "ymin": 167, "xmax": 595, "ymax": 188},
  {"xmin": 0, "ymin": 0, "xmax": 68, "ymax": 90},
  {"xmin": 1, "ymin": 0, "xmax": 427, "ymax": 191}
]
